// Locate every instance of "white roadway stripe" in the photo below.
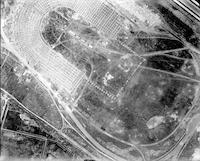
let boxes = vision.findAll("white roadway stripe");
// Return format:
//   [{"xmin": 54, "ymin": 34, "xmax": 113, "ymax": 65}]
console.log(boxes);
[
  {"xmin": 85, "ymin": 0, "xmax": 103, "ymax": 22},
  {"xmin": 42, "ymin": 58, "xmax": 81, "ymax": 81},
  {"xmin": 39, "ymin": 64, "xmax": 74, "ymax": 92},
  {"xmin": 183, "ymin": 0, "xmax": 200, "ymax": 15},
  {"xmin": 173, "ymin": 0, "xmax": 200, "ymax": 21},
  {"xmin": 73, "ymin": 0, "xmax": 121, "ymax": 38},
  {"xmin": 34, "ymin": 0, "xmax": 52, "ymax": 14},
  {"xmin": 94, "ymin": 5, "xmax": 113, "ymax": 28},
  {"xmin": 191, "ymin": 0, "xmax": 200, "ymax": 6}
]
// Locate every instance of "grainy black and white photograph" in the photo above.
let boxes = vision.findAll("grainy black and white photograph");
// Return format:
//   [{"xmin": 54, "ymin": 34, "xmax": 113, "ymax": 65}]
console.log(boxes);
[{"xmin": 1, "ymin": 0, "xmax": 200, "ymax": 161}]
